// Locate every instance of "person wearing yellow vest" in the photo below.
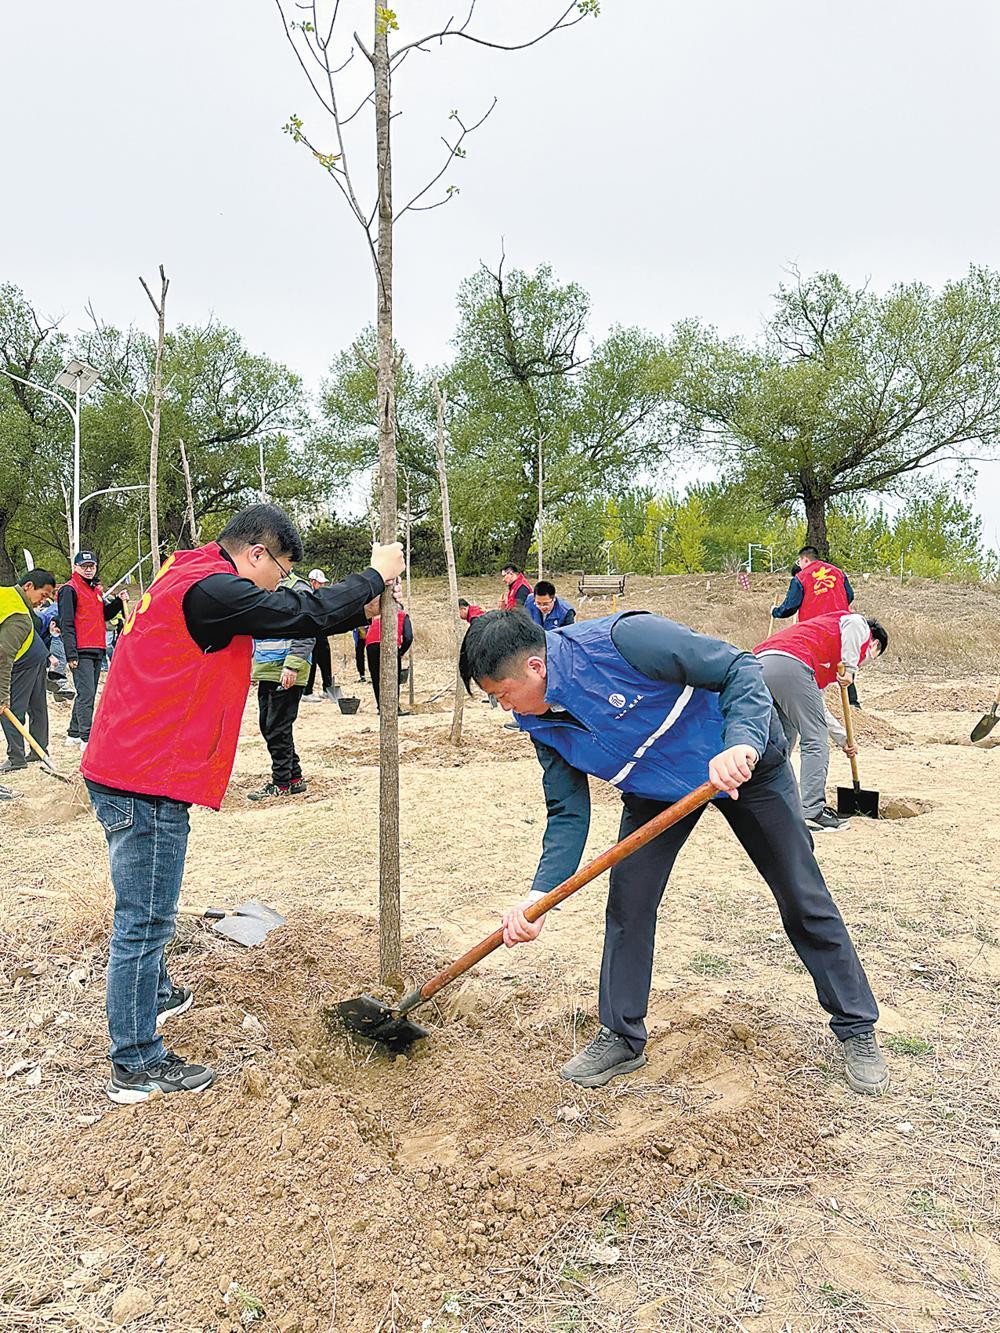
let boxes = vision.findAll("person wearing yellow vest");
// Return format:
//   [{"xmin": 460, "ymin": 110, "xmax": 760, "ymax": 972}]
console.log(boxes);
[{"xmin": 0, "ymin": 570, "xmax": 57, "ymax": 788}]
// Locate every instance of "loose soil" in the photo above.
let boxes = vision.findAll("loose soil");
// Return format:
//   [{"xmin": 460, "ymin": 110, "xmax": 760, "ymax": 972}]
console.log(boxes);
[{"xmin": 2, "ymin": 573, "xmax": 999, "ymax": 1331}]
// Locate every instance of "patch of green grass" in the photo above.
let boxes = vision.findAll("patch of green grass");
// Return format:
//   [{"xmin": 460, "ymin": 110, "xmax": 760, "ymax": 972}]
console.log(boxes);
[
  {"xmin": 708, "ymin": 1187, "xmax": 752, "ymax": 1214},
  {"xmin": 906, "ymin": 1189, "xmax": 954, "ymax": 1226},
  {"xmin": 551, "ymin": 1310, "xmax": 584, "ymax": 1333},
  {"xmin": 232, "ymin": 1285, "xmax": 265, "ymax": 1321},
  {"xmin": 688, "ymin": 951, "xmax": 731, "ymax": 977},
  {"xmin": 559, "ymin": 1262, "xmax": 592, "ymax": 1286},
  {"xmin": 883, "ymin": 1033, "xmax": 934, "ymax": 1057},
  {"xmin": 817, "ymin": 1281, "xmax": 860, "ymax": 1310},
  {"xmin": 602, "ymin": 1201, "xmax": 629, "ymax": 1234}
]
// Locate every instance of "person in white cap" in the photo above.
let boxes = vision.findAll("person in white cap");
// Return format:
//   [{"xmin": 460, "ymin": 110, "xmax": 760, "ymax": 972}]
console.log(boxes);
[{"xmin": 304, "ymin": 568, "xmax": 335, "ymax": 700}]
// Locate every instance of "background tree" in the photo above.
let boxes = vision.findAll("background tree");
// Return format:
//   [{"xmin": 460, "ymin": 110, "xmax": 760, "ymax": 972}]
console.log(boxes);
[
  {"xmin": 672, "ymin": 266, "xmax": 1000, "ymax": 555},
  {"xmin": 139, "ymin": 266, "xmax": 169, "ymax": 574}
]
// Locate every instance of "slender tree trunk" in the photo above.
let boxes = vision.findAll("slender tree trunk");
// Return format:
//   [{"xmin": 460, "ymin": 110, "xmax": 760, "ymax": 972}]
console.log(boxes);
[
  {"xmin": 803, "ymin": 492, "xmax": 830, "ymax": 557},
  {"xmin": 433, "ymin": 380, "xmax": 465, "ymax": 746},
  {"xmin": 537, "ymin": 432, "xmax": 544, "ymax": 581},
  {"xmin": 405, "ymin": 472, "xmax": 415, "ymax": 708},
  {"xmin": 178, "ymin": 438, "xmax": 201, "ymax": 547},
  {"xmin": 0, "ymin": 511, "xmax": 15, "ymax": 583},
  {"xmin": 374, "ymin": 13, "xmax": 400, "ymax": 984},
  {"xmin": 140, "ymin": 266, "xmax": 169, "ymax": 576}
]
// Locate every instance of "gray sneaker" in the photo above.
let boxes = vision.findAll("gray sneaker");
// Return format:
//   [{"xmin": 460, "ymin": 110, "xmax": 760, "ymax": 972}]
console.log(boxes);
[
  {"xmin": 841, "ymin": 1030, "xmax": 889, "ymax": 1096},
  {"xmin": 559, "ymin": 1026, "xmax": 646, "ymax": 1088},
  {"xmin": 806, "ymin": 806, "xmax": 848, "ymax": 832}
]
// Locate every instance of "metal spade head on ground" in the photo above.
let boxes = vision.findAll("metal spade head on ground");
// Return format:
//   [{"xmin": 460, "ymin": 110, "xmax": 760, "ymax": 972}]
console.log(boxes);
[
  {"xmin": 835, "ymin": 674, "xmax": 880, "ymax": 819},
  {"xmin": 181, "ymin": 902, "xmax": 286, "ymax": 947},
  {"xmin": 971, "ymin": 684, "xmax": 1000, "ymax": 742},
  {"xmin": 333, "ymin": 781, "xmax": 721, "ymax": 1054}
]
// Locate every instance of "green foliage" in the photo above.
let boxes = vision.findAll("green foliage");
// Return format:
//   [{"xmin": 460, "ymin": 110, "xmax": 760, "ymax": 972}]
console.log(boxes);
[
  {"xmin": 671, "ymin": 267, "xmax": 1000, "ymax": 551},
  {"xmin": 883, "ymin": 1034, "xmax": 934, "ymax": 1058}
]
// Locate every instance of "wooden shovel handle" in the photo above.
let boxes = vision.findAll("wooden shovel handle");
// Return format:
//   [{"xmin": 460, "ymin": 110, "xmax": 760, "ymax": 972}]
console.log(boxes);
[
  {"xmin": 412, "ymin": 781, "xmax": 719, "ymax": 1008},
  {"xmin": 1, "ymin": 704, "xmax": 49, "ymax": 763},
  {"xmin": 837, "ymin": 669, "xmax": 861, "ymax": 787}
]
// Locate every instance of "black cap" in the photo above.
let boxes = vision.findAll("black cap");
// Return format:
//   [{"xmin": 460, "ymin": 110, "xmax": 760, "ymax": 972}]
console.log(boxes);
[{"xmin": 74, "ymin": 551, "xmax": 98, "ymax": 566}]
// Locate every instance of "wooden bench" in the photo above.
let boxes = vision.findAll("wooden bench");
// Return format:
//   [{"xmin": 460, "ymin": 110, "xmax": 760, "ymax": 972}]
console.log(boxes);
[{"xmin": 577, "ymin": 573, "xmax": 628, "ymax": 606}]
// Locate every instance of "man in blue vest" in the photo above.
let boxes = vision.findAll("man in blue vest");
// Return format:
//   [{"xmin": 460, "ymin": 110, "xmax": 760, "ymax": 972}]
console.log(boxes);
[
  {"xmin": 525, "ymin": 580, "xmax": 576, "ymax": 630},
  {"xmin": 459, "ymin": 609, "xmax": 888, "ymax": 1098}
]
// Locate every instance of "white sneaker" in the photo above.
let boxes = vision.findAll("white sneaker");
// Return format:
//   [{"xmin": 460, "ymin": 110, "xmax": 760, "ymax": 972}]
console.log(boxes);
[{"xmin": 64, "ymin": 736, "xmax": 83, "ymax": 749}]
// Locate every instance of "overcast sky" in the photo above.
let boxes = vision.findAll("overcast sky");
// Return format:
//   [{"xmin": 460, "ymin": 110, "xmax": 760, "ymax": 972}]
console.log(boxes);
[{"xmin": 4, "ymin": 0, "xmax": 999, "ymax": 548}]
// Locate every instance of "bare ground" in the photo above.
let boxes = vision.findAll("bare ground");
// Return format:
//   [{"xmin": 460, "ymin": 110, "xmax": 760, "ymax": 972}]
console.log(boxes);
[{"xmin": 1, "ymin": 572, "xmax": 999, "ymax": 1331}]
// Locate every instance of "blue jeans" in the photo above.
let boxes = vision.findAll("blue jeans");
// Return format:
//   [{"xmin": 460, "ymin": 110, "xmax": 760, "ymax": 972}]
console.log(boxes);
[{"xmin": 87, "ymin": 783, "xmax": 190, "ymax": 1069}]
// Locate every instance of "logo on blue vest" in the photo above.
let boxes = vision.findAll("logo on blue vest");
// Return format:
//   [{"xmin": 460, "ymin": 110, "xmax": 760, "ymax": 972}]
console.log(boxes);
[{"xmin": 608, "ymin": 692, "xmax": 626, "ymax": 708}]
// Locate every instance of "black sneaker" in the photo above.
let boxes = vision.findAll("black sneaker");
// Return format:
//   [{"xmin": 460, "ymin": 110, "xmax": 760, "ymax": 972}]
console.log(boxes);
[
  {"xmin": 156, "ymin": 985, "xmax": 193, "ymax": 1028},
  {"xmin": 0, "ymin": 759, "xmax": 27, "ymax": 773},
  {"xmin": 559, "ymin": 1026, "xmax": 647, "ymax": 1088},
  {"xmin": 0, "ymin": 783, "xmax": 19, "ymax": 802},
  {"xmin": 106, "ymin": 1052, "xmax": 215, "ymax": 1104},
  {"xmin": 289, "ymin": 778, "xmax": 307, "ymax": 795},
  {"xmin": 806, "ymin": 806, "xmax": 848, "ymax": 833},
  {"xmin": 248, "ymin": 781, "xmax": 290, "ymax": 802},
  {"xmin": 841, "ymin": 1030, "xmax": 889, "ymax": 1096}
]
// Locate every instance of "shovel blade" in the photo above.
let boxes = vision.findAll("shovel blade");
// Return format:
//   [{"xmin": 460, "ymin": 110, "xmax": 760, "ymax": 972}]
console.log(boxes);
[
  {"xmin": 837, "ymin": 786, "xmax": 880, "ymax": 819},
  {"xmin": 211, "ymin": 901, "xmax": 285, "ymax": 948},
  {"xmin": 332, "ymin": 994, "xmax": 430, "ymax": 1054},
  {"xmin": 971, "ymin": 709, "xmax": 999, "ymax": 742}
]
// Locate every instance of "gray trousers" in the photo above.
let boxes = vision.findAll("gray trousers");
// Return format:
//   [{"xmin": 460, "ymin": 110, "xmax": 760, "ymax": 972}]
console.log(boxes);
[
  {"xmin": 69, "ymin": 655, "xmax": 102, "ymax": 740},
  {"xmin": 599, "ymin": 747, "xmax": 879, "ymax": 1051},
  {"xmin": 2, "ymin": 658, "xmax": 49, "ymax": 763},
  {"xmin": 759, "ymin": 654, "xmax": 832, "ymax": 820}
]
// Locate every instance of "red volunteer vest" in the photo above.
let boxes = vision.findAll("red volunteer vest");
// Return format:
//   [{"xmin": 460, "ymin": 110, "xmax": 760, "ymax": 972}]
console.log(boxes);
[
  {"xmin": 501, "ymin": 575, "xmax": 532, "ymax": 611},
  {"xmin": 466, "ymin": 604, "xmax": 484, "ymax": 620},
  {"xmin": 754, "ymin": 612, "xmax": 872, "ymax": 689},
  {"xmin": 365, "ymin": 610, "xmax": 405, "ymax": 647},
  {"xmin": 64, "ymin": 570, "xmax": 107, "ymax": 650},
  {"xmin": 794, "ymin": 559, "xmax": 850, "ymax": 621},
  {"xmin": 81, "ymin": 544, "xmax": 252, "ymax": 809}
]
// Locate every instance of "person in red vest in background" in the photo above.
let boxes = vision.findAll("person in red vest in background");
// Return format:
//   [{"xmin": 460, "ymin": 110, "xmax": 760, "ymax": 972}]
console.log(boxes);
[
  {"xmin": 56, "ymin": 551, "xmax": 127, "ymax": 751},
  {"xmin": 772, "ymin": 545, "xmax": 860, "ymax": 706},
  {"xmin": 458, "ymin": 598, "xmax": 484, "ymax": 623},
  {"xmin": 81, "ymin": 504, "xmax": 404, "ymax": 1105},
  {"xmin": 499, "ymin": 563, "xmax": 532, "ymax": 611},
  {"xmin": 754, "ymin": 611, "xmax": 887, "ymax": 833},
  {"xmin": 364, "ymin": 584, "xmax": 413, "ymax": 713}
]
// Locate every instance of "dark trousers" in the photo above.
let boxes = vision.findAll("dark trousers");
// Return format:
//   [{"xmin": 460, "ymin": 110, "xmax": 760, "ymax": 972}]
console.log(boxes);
[
  {"xmin": 366, "ymin": 643, "xmax": 404, "ymax": 709},
  {"xmin": 2, "ymin": 658, "xmax": 49, "ymax": 763},
  {"xmin": 69, "ymin": 655, "xmax": 102, "ymax": 740},
  {"xmin": 306, "ymin": 634, "xmax": 332, "ymax": 694},
  {"xmin": 355, "ymin": 635, "xmax": 366, "ymax": 679},
  {"xmin": 600, "ymin": 748, "xmax": 879, "ymax": 1052},
  {"xmin": 257, "ymin": 680, "xmax": 304, "ymax": 786}
]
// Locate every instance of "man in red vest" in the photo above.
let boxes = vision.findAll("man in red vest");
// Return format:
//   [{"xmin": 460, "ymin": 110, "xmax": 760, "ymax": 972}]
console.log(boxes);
[
  {"xmin": 81, "ymin": 503, "xmax": 404, "ymax": 1104},
  {"xmin": 499, "ymin": 563, "xmax": 532, "ymax": 611},
  {"xmin": 771, "ymin": 546, "xmax": 861, "ymax": 706},
  {"xmin": 458, "ymin": 599, "xmax": 484, "ymax": 622},
  {"xmin": 754, "ymin": 612, "xmax": 887, "ymax": 832},
  {"xmin": 56, "ymin": 551, "xmax": 127, "ymax": 750}
]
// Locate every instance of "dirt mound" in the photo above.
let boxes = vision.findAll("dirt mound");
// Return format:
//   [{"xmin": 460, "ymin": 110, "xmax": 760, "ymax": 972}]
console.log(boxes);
[
  {"xmin": 320, "ymin": 722, "xmax": 530, "ymax": 769},
  {"xmin": 821, "ymin": 690, "xmax": 913, "ymax": 748},
  {"xmin": 22, "ymin": 912, "xmax": 835, "ymax": 1332},
  {"xmin": 878, "ymin": 795, "xmax": 934, "ymax": 820},
  {"xmin": 1, "ymin": 776, "xmax": 91, "ymax": 827},
  {"xmin": 870, "ymin": 683, "xmax": 995, "ymax": 713}
]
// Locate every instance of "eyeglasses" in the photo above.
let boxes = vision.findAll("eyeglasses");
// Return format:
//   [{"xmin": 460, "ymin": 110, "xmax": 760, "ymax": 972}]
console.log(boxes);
[{"xmin": 263, "ymin": 548, "xmax": 291, "ymax": 580}]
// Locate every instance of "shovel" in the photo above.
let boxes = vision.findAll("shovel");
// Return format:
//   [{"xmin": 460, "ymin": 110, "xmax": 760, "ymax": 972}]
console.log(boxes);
[
  {"xmin": 17, "ymin": 887, "xmax": 284, "ymax": 947},
  {"xmin": 971, "ymin": 683, "xmax": 1000, "ymax": 742},
  {"xmin": 179, "ymin": 901, "xmax": 286, "ymax": 947},
  {"xmin": 835, "ymin": 673, "xmax": 879, "ymax": 819},
  {"xmin": 336, "ymin": 780, "xmax": 719, "ymax": 1053},
  {"xmin": 0, "ymin": 706, "xmax": 72, "ymax": 783}
]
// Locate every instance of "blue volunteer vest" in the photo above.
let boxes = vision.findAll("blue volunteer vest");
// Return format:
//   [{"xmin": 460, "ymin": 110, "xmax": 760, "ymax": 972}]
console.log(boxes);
[
  {"xmin": 517, "ymin": 613, "xmax": 727, "ymax": 803},
  {"xmin": 525, "ymin": 594, "xmax": 574, "ymax": 629}
]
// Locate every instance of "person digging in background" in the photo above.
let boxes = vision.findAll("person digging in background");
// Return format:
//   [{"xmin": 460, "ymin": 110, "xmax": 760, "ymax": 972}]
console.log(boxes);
[
  {"xmin": 57, "ymin": 551, "xmax": 126, "ymax": 750},
  {"xmin": 754, "ymin": 611, "xmax": 887, "ymax": 833},
  {"xmin": 80, "ymin": 503, "xmax": 404, "ymax": 1105},
  {"xmin": 302, "ymin": 568, "xmax": 336, "ymax": 701},
  {"xmin": 249, "ymin": 568, "xmax": 315, "ymax": 802},
  {"xmin": 498, "ymin": 563, "xmax": 532, "ymax": 611},
  {"xmin": 364, "ymin": 587, "xmax": 413, "ymax": 714},
  {"xmin": 0, "ymin": 570, "xmax": 57, "ymax": 774},
  {"xmin": 458, "ymin": 598, "xmax": 484, "ymax": 623},
  {"xmin": 772, "ymin": 545, "xmax": 861, "ymax": 705},
  {"xmin": 525, "ymin": 579, "xmax": 576, "ymax": 630},
  {"xmin": 459, "ymin": 609, "xmax": 888, "ymax": 1099}
]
